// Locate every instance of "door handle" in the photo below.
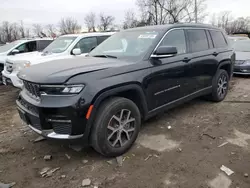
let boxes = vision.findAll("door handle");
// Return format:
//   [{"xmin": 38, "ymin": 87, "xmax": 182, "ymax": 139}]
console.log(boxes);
[
  {"xmin": 212, "ymin": 52, "xmax": 219, "ymax": 56},
  {"xmin": 183, "ymin": 57, "xmax": 191, "ymax": 63}
]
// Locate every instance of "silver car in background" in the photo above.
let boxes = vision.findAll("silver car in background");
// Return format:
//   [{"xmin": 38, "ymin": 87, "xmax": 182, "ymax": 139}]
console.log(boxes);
[{"xmin": 232, "ymin": 39, "xmax": 250, "ymax": 75}]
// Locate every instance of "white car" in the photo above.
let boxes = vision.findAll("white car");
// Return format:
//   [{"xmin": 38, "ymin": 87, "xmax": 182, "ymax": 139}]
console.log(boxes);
[
  {"xmin": 2, "ymin": 32, "xmax": 115, "ymax": 88},
  {"xmin": 0, "ymin": 38, "xmax": 53, "ymax": 84}
]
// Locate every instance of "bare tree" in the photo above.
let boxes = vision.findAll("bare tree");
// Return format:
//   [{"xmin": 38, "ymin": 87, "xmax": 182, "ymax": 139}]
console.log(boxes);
[
  {"xmin": 228, "ymin": 17, "xmax": 250, "ymax": 34},
  {"xmin": 19, "ymin": 20, "xmax": 26, "ymax": 38},
  {"xmin": 1, "ymin": 21, "xmax": 14, "ymax": 42},
  {"xmin": 182, "ymin": 0, "xmax": 207, "ymax": 23},
  {"xmin": 11, "ymin": 23, "xmax": 20, "ymax": 41},
  {"xmin": 46, "ymin": 24, "xmax": 56, "ymax": 37},
  {"xmin": 137, "ymin": 0, "xmax": 167, "ymax": 25},
  {"xmin": 99, "ymin": 13, "xmax": 115, "ymax": 31},
  {"xmin": 136, "ymin": 0, "xmax": 207, "ymax": 24},
  {"xmin": 123, "ymin": 10, "xmax": 139, "ymax": 29},
  {"xmin": 59, "ymin": 17, "xmax": 81, "ymax": 34},
  {"xmin": 84, "ymin": 12, "xmax": 97, "ymax": 32},
  {"xmin": 33, "ymin": 24, "xmax": 43, "ymax": 37}
]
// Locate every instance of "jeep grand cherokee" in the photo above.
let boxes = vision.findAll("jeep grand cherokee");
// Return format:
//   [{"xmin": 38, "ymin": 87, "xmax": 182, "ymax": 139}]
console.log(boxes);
[{"xmin": 16, "ymin": 24, "xmax": 235, "ymax": 156}]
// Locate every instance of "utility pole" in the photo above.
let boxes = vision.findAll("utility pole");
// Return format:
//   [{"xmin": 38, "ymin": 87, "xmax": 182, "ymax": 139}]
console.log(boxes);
[{"xmin": 195, "ymin": 0, "xmax": 198, "ymax": 23}]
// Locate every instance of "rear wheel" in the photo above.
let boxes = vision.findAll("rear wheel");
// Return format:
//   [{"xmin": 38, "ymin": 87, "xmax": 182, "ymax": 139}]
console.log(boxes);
[
  {"xmin": 90, "ymin": 97, "xmax": 141, "ymax": 157},
  {"xmin": 208, "ymin": 69, "xmax": 229, "ymax": 102}
]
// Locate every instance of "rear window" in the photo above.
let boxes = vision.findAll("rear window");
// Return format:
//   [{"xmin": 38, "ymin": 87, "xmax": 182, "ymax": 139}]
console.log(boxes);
[
  {"xmin": 210, "ymin": 30, "xmax": 227, "ymax": 48},
  {"xmin": 187, "ymin": 29, "xmax": 209, "ymax": 52}
]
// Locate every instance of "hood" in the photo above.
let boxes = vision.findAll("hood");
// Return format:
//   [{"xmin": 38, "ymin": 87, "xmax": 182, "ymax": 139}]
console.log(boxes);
[
  {"xmin": 235, "ymin": 51, "xmax": 250, "ymax": 61},
  {"xmin": 18, "ymin": 56, "xmax": 131, "ymax": 84},
  {"xmin": 7, "ymin": 51, "xmax": 65, "ymax": 64}
]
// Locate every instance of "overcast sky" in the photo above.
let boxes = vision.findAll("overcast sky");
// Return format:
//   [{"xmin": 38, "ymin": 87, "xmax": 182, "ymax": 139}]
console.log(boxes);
[{"xmin": 0, "ymin": 0, "xmax": 249, "ymax": 27}]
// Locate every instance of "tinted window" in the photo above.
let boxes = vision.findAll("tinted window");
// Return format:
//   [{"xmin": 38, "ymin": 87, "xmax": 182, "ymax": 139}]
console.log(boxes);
[
  {"xmin": 210, "ymin": 30, "xmax": 227, "ymax": 48},
  {"xmin": 159, "ymin": 29, "xmax": 186, "ymax": 54},
  {"xmin": 37, "ymin": 40, "xmax": 52, "ymax": 51},
  {"xmin": 16, "ymin": 41, "xmax": 37, "ymax": 53},
  {"xmin": 187, "ymin": 29, "xmax": 209, "ymax": 52},
  {"xmin": 74, "ymin": 37, "xmax": 97, "ymax": 53},
  {"xmin": 97, "ymin": 36, "xmax": 110, "ymax": 45}
]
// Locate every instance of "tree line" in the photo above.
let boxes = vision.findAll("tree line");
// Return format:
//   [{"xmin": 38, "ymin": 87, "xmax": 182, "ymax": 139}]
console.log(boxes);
[{"xmin": 0, "ymin": 0, "xmax": 249, "ymax": 44}]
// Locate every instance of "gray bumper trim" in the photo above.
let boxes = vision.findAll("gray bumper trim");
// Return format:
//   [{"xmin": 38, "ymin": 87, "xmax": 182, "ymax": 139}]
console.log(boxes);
[{"xmin": 28, "ymin": 124, "xmax": 83, "ymax": 139}]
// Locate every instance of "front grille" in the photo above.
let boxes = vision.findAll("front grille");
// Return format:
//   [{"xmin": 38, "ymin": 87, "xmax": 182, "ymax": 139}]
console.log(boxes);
[
  {"xmin": 18, "ymin": 97, "xmax": 39, "ymax": 115},
  {"xmin": 46, "ymin": 115, "xmax": 72, "ymax": 134},
  {"xmin": 23, "ymin": 81, "xmax": 40, "ymax": 99},
  {"xmin": 52, "ymin": 123, "xmax": 72, "ymax": 134}
]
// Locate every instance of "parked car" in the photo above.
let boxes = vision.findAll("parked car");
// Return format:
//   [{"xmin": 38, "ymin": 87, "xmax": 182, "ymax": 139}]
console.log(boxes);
[
  {"xmin": 0, "ymin": 38, "xmax": 53, "ymax": 84},
  {"xmin": 228, "ymin": 36, "xmax": 250, "ymax": 42},
  {"xmin": 2, "ymin": 32, "xmax": 114, "ymax": 88},
  {"xmin": 231, "ymin": 39, "xmax": 250, "ymax": 75},
  {"xmin": 16, "ymin": 24, "xmax": 234, "ymax": 156}
]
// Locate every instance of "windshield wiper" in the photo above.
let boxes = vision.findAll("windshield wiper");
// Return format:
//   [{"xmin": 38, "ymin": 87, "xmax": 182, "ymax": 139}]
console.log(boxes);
[{"xmin": 93, "ymin": 54, "xmax": 117, "ymax": 59}]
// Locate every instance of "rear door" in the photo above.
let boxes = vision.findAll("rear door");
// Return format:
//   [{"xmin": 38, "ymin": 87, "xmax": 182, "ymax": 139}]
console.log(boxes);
[
  {"xmin": 36, "ymin": 40, "xmax": 53, "ymax": 51},
  {"xmin": 185, "ymin": 29, "xmax": 218, "ymax": 94}
]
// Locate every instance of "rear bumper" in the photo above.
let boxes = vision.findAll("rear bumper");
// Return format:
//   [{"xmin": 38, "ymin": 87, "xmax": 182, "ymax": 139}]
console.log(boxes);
[{"xmin": 16, "ymin": 93, "xmax": 91, "ymax": 142}]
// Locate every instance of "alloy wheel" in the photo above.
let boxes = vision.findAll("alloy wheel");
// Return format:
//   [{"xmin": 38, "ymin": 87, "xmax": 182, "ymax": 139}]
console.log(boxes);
[
  {"xmin": 107, "ymin": 109, "xmax": 136, "ymax": 148},
  {"xmin": 217, "ymin": 74, "xmax": 228, "ymax": 98}
]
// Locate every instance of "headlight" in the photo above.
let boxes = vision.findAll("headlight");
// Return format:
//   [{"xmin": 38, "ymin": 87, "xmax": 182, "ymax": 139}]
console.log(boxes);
[
  {"xmin": 243, "ymin": 60, "xmax": 250, "ymax": 65},
  {"xmin": 40, "ymin": 85, "xmax": 85, "ymax": 95},
  {"xmin": 14, "ymin": 61, "xmax": 31, "ymax": 71}
]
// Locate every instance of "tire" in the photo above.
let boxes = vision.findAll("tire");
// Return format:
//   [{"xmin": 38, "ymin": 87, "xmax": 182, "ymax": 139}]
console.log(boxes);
[
  {"xmin": 90, "ymin": 97, "xmax": 141, "ymax": 157},
  {"xmin": 208, "ymin": 69, "xmax": 229, "ymax": 102}
]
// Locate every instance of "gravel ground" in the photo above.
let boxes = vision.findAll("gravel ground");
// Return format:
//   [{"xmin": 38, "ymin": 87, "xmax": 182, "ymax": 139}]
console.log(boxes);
[{"xmin": 0, "ymin": 77, "xmax": 250, "ymax": 188}]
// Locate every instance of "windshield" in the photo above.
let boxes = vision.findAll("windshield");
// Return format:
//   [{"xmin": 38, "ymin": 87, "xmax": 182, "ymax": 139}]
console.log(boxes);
[
  {"xmin": 232, "ymin": 40, "xmax": 250, "ymax": 52},
  {"xmin": 89, "ymin": 30, "xmax": 160, "ymax": 61},
  {"xmin": 43, "ymin": 36, "xmax": 77, "ymax": 53},
  {"xmin": 0, "ymin": 40, "xmax": 26, "ymax": 53}
]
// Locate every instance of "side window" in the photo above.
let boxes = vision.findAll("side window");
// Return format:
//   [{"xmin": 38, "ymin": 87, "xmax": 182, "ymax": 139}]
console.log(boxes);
[
  {"xmin": 209, "ymin": 30, "xmax": 227, "ymax": 48},
  {"xmin": 187, "ymin": 29, "xmax": 209, "ymax": 52},
  {"xmin": 73, "ymin": 37, "xmax": 97, "ymax": 54},
  {"xmin": 205, "ymin": 30, "xmax": 214, "ymax": 48},
  {"xmin": 37, "ymin": 40, "xmax": 52, "ymax": 51},
  {"xmin": 16, "ymin": 43, "xmax": 27, "ymax": 53},
  {"xmin": 159, "ymin": 29, "xmax": 186, "ymax": 54},
  {"xmin": 97, "ymin": 36, "xmax": 110, "ymax": 45}
]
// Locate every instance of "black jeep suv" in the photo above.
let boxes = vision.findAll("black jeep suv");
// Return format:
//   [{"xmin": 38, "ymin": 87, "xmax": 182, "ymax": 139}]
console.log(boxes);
[{"xmin": 17, "ymin": 24, "xmax": 235, "ymax": 156}]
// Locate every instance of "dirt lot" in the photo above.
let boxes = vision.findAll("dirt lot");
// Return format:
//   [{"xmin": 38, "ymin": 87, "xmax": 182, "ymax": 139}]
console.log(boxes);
[{"xmin": 0, "ymin": 77, "xmax": 250, "ymax": 188}]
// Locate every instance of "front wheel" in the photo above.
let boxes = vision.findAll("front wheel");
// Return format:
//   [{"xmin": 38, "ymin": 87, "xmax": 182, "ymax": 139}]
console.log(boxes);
[
  {"xmin": 208, "ymin": 69, "xmax": 229, "ymax": 102},
  {"xmin": 90, "ymin": 97, "xmax": 141, "ymax": 157}
]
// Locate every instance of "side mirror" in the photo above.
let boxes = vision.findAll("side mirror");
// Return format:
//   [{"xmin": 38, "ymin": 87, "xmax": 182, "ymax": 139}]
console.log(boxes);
[
  {"xmin": 11, "ymin": 49, "xmax": 20, "ymax": 55},
  {"xmin": 72, "ymin": 48, "xmax": 81, "ymax": 55},
  {"xmin": 151, "ymin": 46, "xmax": 177, "ymax": 59}
]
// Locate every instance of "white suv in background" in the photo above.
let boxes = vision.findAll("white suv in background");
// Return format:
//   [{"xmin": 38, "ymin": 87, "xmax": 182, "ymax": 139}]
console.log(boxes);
[
  {"xmin": 0, "ymin": 38, "xmax": 53, "ymax": 84},
  {"xmin": 2, "ymin": 32, "xmax": 115, "ymax": 88}
]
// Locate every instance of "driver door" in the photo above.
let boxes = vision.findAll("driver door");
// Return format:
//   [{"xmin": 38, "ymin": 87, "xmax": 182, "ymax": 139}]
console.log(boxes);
[{"xmin": 146, "ymin": 29, "xmax": 191, "ymax": 111}]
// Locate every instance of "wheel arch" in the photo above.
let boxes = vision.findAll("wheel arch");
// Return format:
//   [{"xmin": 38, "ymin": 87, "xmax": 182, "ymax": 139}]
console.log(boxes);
[
  {"xmin": 85, "ymin": 82, "xmax": 148, "ymax": 139},
  {"xmin": 217, "ymin": 60, "xmax": 233, "ymax": 79}
]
